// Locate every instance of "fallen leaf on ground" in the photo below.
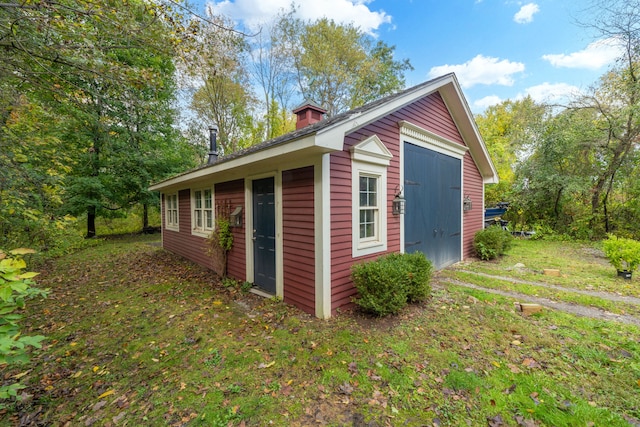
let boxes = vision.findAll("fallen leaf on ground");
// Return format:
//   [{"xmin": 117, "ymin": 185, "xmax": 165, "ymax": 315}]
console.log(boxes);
[
  {"xmin": 98, "ymin": 389, "xmax": 115, "ymax": 399},
  {"xmin": 258, "ymin": 361, "xmax": 275, "ymax": 369}
]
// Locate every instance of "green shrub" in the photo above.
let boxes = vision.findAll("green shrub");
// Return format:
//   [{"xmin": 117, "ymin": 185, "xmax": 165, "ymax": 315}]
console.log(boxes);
[
  {"xmin": 0, "ymin": 248, "xmax": 48, "ymax": 405},
  {"xmin": 351, "ymin": 252, "xmax": 432, "ymax": 316},
  {"xmin": 403, "ymin": 252, "xmax": 433, "ymax": 302},
  {"xmin": 474, "ymin": 226, "xmax": 513, "ymax": 260},
  {"xmin": 602, "ymin": 234, "xmax": 640, "ymax": 272}
]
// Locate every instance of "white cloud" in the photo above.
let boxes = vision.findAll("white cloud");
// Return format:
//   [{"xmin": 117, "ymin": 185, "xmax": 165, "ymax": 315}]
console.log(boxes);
[
  {"xmin": 542, "ymin": 38, "xmax": 623, "ymax": 70},
  {"xmin": 514, "ymin": 3, "xmax": 539, "ymax": 24},
  {"xmin": 427, "ymin": 55, "xmax": 525, "ymax": 88},
  {"xmin": 474, "ymin": 95, "xmax": 503, "ymax": 110},
  {"xmin": 208, "ymin": 0, "xmax": 391, "ymax": 35},
  {"xmin": 520, "ymin": 82, "xmax": 581, "ymax": 104}
]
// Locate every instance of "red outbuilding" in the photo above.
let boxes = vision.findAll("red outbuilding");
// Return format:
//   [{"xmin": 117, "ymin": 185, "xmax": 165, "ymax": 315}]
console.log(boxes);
[{"xmin": 149, "ymin": 73, "xmax": 498, "ymax": 318}]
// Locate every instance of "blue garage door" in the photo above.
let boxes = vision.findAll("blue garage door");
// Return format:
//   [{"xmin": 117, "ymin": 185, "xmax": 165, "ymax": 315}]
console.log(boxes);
[{"xmin": 404, "ymin": 142, "xmax": 461, "ymax": 269}]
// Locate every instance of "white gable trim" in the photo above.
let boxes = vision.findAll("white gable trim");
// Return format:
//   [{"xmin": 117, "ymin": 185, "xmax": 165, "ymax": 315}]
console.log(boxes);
[
  {"xmin": 398, "ymin": 120, "xmax": 468, "ymax": 159},
  {"xmin": 349, "ymin": 135, "xmax": 393, "ymax": 166}
]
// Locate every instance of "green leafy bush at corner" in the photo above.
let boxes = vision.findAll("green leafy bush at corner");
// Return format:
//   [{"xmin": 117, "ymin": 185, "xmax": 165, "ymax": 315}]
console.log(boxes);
[
  {"xmin": 403, "ymin": 252, "xmax": 433, "ymax": 303},
  {"xmin": 474, "ymin": 226, "xmax": 513, "ymax": 260},
  {"xmin": 351, "ymin": 252, "xmax": 432, "ymax": 317},
  {"xmin": 602, "ymin": 234, "xmax": 640, "ymax": 272},
  {"xmin": 0, "ymin": 248, "xmax": 48, "ymax": 404}
]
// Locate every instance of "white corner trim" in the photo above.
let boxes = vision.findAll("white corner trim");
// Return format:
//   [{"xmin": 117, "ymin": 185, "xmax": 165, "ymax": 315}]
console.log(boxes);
[
  {"xmin": 316, "ymin": 154, "xmax": 332, "ymax": 319},
  {"xmin": 398, "ymin": 120, "xmax": 469, "ymax": 158},
  {"xmin": 244, "ymin": 179, "xmax": 253, "ymax": 285},
  {"xmin": 275, "ymin": 172, "xmax": 284, "ymax": 299},
  {"xmin": 350, "ymin": 134, "xmax": 393, "ymax": 166}
]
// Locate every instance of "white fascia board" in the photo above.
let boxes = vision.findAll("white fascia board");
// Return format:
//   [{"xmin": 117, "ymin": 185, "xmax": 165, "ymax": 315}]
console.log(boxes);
[
  {"xmin": 439, "ymin": 78, "xmax": 499, "ymax": 183},
  {"xmin": 315, "ymin": 75, "xmax": 458, "ymax": 150},
  {"xmin": 316, "ymin": 74, "xmax": 456, "ymax": 150},
  {"xmin": 149, "ymin": 134, "xmax": 323, "ymax": 192}
]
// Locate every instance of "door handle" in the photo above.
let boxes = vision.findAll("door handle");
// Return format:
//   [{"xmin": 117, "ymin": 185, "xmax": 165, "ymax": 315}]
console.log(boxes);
[{"xmin": 252, "ymin": 229, "xmax": 257, "ymax": 241}]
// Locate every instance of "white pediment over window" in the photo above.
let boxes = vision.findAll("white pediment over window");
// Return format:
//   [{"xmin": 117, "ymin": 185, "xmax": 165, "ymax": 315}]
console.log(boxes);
[{"xmin": 349, "ymin": 135, "xmax": 393, "ymax": 166}]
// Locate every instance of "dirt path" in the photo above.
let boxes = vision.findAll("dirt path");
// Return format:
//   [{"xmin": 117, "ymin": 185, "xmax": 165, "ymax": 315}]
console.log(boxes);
[
  {"xmin": 455, "ymin": 270, "xmax": 640, "ymax": 305},
  {"xmin": 435, "ymin": 277, "xmax": 640, "ymax": 327}
]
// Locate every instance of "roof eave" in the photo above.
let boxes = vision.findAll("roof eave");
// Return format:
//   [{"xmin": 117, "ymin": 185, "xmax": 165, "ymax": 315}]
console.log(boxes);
[
  {"xmin": 149, "ymin": 133, "xmax": 328, "ymax": 191},
  {"xmin": 438, "ymin": 76, "xmax": 499, "ymax": 184}
]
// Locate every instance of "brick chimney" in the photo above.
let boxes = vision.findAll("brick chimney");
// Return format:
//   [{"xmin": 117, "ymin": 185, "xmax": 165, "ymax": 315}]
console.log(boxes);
[{"xmin": 292, "ymin": 99, "xmax": 327, "ymax": 130}]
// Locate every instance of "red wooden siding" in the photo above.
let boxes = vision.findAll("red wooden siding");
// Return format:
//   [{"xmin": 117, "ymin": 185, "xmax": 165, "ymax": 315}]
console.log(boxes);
[
  {"xmin": 463, "ymin": 154, "xmax": 484, "ymax": 258},
  {"xmin": 330, "ymin": 91, "xmax": 485, "ymax": 313},
  {"xmin": 282, "ymin": 166, "xmax": 315, "ymax": 315},
  {"xmin": 160, "ymin": 180, "xmax": 246, "ymax": 281},
  {"xmin": 215, "ymin": 179, "xmax": 246, "ymax": 282},
  {"xmin": 163, "ymin": 189, "xmax": 213, "ymax": 270}
]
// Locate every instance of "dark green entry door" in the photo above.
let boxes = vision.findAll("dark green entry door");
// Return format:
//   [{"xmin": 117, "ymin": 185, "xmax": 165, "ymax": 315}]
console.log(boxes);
[
  {"xmin": 404, "ymin": 142, "xmax": 461, "ymax": 269},
  {"xmin": 253, "ymin": 177, "xmax": 276, "ymax": 293}
]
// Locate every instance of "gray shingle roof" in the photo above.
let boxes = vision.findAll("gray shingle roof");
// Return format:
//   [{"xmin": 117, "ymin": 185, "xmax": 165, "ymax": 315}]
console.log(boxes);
[{"xmin": 152, "ymin": 73, "xmax": 459, "ymax": 186}]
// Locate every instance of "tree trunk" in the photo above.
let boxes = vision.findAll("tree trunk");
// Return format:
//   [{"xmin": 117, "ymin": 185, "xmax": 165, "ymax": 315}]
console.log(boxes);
[{"xmin": 86, "ymin": 205, "xmax": 96, "ymax": 238}]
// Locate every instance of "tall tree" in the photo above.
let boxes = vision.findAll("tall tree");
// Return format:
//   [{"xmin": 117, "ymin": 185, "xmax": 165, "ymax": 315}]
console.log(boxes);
[
  {"xmin": 249, "ymin": 7, "xmax": 298, "ymax": 139},
  {"xmin": 282, "ymin": 17, "xmax": 412, "ymax": 117},
  {"xmin": 183, "ymin": 12, "xmax": 259, "ymax": 155},
  {"xmin": 0, "ymin": 92, "xmax": 74, "ymax": 248},
  {"xmin": 1, "ymin": 0, "xmax": 198, "ymax": 239},
  {"xmin": 475, "ymin": 97, "xmax": 547, "ymax": 206},
  {"xmin": 576, "ymin": 0, "xmax": 640, "ymax": 235},
  {"xmin": 512, "ymin": 108, "xmax": 599, "ymax": 235}
]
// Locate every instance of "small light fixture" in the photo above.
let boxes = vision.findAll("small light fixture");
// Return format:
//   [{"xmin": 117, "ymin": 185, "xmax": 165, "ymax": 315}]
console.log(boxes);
[
  {"xmin": 392, "ymin": 185, "xmax": 405, "ymax": 216},
  {"xmin": 463, "ymin": 195, "xmax": 472, "ymax": 212},
  {"xmin": 229, "ymin": 206, "xmax": 243, "ymax": 227}
]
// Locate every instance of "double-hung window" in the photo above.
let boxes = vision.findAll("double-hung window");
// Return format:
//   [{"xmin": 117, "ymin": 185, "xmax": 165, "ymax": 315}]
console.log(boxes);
[
  {"xmin": 350, "ymin": 135, "xmax": 392, "ymax": 258},
  {"xmin": 165, "ymin": 193, "xmax": 179, "ymax": 231},
  {"xmin": 193, "ymin": 188, "xmax": 213, "ymax": 234},
  {"xmin": 359, "ymin": 175, "xmax": 379, "ymax": 241}
]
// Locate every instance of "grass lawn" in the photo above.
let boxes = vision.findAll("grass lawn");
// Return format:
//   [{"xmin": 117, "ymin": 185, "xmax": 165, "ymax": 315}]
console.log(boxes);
[{"xmin": 2, "ymin": 235, "xmax": 640, "ymax": 426}]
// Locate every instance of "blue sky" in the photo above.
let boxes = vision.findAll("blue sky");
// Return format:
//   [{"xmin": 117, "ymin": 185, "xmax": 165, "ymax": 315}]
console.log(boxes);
[{"xmin": 201, "ymin": 0, "xmax": 622, "ymax": 113}]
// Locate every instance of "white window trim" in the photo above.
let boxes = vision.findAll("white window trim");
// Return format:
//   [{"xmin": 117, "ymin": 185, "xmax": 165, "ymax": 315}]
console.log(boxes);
[
  {"xmin": 191, "ymin": 187, "xmax": 215, "ymax": 237},
  {"xmin": 165, "ymin": 193, "xmax": 179, "ymax": 232},
  {"xmin": 350, "ymin": 135, "xmax": 392, "ymax": 258}
]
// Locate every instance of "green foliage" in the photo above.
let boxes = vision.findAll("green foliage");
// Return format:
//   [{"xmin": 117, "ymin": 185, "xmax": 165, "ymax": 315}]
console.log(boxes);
[
  {"xmin": 205, "ymin": 348, "xmax": 223, "ymax": 367},
  {"xmin": 241, "ymin": 281, "xmax": 253, "ymax": 293},
  {"xmin": 403, "ymin": 252, "xmax": 434, "ymax": 303},
  {"xmin": 0, "ymin": 248, "xmax": 48, "ymax": 404},
  {"xmin": 474, "ymin": 226, "xmax": 513, "ymax": 260},
  {"xmin": 475, "ymin": 97, "xmax": 547, "ymax": 207},
  {"xmin": 1, "ymin": 0, "xmax": 200, "ymax": 240},
  {"xmin": 602, "ymin": 235, "xmax": 640, "ymax": 272},
  {"xmin": 351, "ymin": 252, "xmax": 432, "ymax": 316},
  {"xmin": 0, "ymin": 96, "xmax": 78, "ymax": 251},
  {"xmin": 216, "ymin": 218, "xmax": 234, "ymax": 253},
  {"xmin": 185, "ymin": 13, "xmax": 259, "ymax": 156},
  {"xmin": 221, "ymin": 277, "xmax": 237, "ymax": 288},
  {"xmin": 207, "ymin": 217, "xmax": 234, "ymax": 278},
  {"xmin": 281, "ymin": 15, "xmax": 411, "ymax": 117}
]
